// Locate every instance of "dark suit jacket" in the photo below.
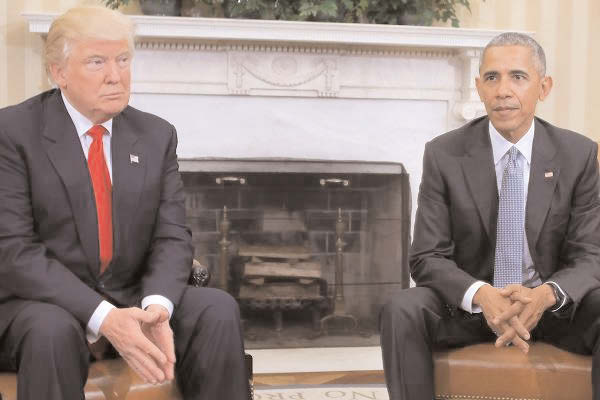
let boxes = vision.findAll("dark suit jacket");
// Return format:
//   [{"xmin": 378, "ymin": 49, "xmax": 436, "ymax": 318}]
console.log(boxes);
[
  {"xmin": 0, "ymin": 89, "xmax": 193, "ymax": 336},
  {"xmin": 410, "ymin": 116, "xmax": 600, "ymax": 315}
]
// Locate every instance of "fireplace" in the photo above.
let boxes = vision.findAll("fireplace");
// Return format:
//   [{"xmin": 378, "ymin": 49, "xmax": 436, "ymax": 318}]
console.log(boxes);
[
  {"xmin": 26, "ymin": 12, "xmax": 500, "ymax": 356},
  {"xmin": 182, "ymin": 158, "xmax": 410, "ymax": 348}
]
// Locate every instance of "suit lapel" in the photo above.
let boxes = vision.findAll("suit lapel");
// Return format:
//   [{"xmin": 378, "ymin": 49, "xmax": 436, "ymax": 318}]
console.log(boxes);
[
  {"xmin": 526, "ymin": 119, "xmax": 559, "ymax": 253},
  {"xmin": 111, "ymin": 112, "xmax": 145, "ymax": 261},
  {"xmin": 41, "ymin": 92, "xmax": 99, "ymax": 274},
  {"xmin": 461, "ymin": 120, "xmax": 498, "ymax": 240}
]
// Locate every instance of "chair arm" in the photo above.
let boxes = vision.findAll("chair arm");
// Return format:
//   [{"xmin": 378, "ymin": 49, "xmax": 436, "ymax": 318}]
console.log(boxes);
[{"xmin": 189, "ymin": 259, "xmax": 211, "ymax": 288}]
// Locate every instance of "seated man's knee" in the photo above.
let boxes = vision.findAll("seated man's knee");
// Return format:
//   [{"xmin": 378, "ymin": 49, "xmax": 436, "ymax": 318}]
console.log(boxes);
[
  {"xmin": 15, "ymin": 303, "xmax": 87, "ymax": 356},
  {"xmin": 380, "ymin": 287, "xmax": 440, "ymax": 328},
  {"xmin": 190, "ymin": 287, "xmax": 240, "ymax": 323}
]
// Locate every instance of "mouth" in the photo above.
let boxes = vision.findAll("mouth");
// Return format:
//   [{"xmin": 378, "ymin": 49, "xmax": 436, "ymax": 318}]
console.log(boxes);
[
  {"xmin": 492, "ymin": 106, "xmax": 519, "ymax": 118},
  {"xmin": 492, "ymin": 106, "xmax": 519, "ymax": 112},
  {"xmin": 102, "ymin": 93, "xmax": 124, "ymax": 100}
]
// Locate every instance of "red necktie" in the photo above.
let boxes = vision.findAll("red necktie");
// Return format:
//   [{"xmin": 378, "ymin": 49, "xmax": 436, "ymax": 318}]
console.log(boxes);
[{"xmin": 87, "ymin": 125, "xmax": 113, "ymax": 275}]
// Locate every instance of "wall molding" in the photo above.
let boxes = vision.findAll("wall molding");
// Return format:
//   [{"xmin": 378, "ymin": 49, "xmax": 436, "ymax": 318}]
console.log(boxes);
[{"xmin": 24, "ymin": 13, "xmax": 503, "ymax": 49}]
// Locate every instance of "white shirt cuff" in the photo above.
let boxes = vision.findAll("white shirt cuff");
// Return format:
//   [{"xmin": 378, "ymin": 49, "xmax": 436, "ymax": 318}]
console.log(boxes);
[
  {"xmin": 86, "ymin": 300, "xmax": 116, "ymax": 343},
  {"xmin": 141, "ymin": 295, "xmax": 174, "ymax": 319},
  {"xmin": 461, "ymin": 281, "xmax": 489, "ymax": 314}
]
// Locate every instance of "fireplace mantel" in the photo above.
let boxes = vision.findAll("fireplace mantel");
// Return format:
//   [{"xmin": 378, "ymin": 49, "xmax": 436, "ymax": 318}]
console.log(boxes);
[
  {"xmin": 25, "ymin": 14, "xmax": 510, "ymax": 225},
  {"xmin": 24, "ymin": 13, "xmax": 504, "ymax": 126},
  {"xmin": 26, "ymin": 13, "xmax": 499, "ymax": 49}
]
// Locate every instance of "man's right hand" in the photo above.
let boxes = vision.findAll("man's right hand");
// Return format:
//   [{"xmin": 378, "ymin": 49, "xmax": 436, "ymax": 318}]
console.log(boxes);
[
  {"xmin": 473, "ymin": 285, "xmax": 531, "ymax": 353},
  {"xmin": 99, "ymin": 307, "xmax": 169, "ymax": 384}
]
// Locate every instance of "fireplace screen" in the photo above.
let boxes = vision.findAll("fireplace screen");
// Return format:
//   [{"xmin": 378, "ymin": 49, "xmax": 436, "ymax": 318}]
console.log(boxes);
[{"xmin": 181, "ymin": 159, "xmax": 410, "ymax": 349}]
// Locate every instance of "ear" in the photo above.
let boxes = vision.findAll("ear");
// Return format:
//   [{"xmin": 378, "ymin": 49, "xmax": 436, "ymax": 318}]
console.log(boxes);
[
  {"xmin": 539, "ymin": 76, "xmax": 553, "ymax": 101},
  {"xmin": 49, "ymin": 62, "xmax": 68, "ymax": 89}
]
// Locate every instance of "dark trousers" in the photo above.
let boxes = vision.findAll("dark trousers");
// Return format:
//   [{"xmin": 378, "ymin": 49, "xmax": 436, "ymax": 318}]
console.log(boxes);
[
  {"xmin": 0, "ymin": 287, "xmax": 249, "ymax": 400},
  {"xmin": 380, "ymin": 286, "xmax": 600, "ymax": 400}
]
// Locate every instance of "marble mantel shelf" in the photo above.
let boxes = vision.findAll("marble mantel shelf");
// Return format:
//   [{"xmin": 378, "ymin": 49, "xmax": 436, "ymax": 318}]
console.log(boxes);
[
  {"xmin": 24, "ymin": 12, "xmax": 503, "ymax": 49},
  {"xmin": 23, "ymin": 11, "xmax": 519, "ymax": 220}
]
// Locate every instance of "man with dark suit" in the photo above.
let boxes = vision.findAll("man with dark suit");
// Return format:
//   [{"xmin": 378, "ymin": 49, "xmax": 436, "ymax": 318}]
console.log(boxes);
[
  {"xmin": 0, "ymin": 6, "xmax": 248, "ymax": 400},
  {"xmin": 380, "ymin": 32, "xmax": 600, "ymax": 399}
]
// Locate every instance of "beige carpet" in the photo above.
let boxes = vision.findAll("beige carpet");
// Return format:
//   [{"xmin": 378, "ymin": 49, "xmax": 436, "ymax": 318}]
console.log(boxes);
[{"xmin": 255, "ymin": 384, "xmax": 388, "ymax": 399}]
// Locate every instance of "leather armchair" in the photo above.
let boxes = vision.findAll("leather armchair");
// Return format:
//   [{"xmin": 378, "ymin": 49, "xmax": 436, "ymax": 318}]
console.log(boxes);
[
  {"xmin": 434, "ymin": 342, "xmax": 592, "ymax": 400},
  {"xmin": 0, "ymin": 261, "xmax": 254, "ymax": 400}
]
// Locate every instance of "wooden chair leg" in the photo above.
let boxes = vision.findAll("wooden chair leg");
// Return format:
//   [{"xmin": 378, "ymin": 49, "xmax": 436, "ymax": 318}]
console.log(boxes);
[{"xmin": 245, "ymin": 353, "xmax": 254, "ymax": 400}]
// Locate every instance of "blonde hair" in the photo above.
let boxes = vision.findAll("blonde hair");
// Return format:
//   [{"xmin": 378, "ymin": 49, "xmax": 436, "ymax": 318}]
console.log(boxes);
[{"xmin": 45, "ymin": 6, "xmax": 135, "ymax": 75}]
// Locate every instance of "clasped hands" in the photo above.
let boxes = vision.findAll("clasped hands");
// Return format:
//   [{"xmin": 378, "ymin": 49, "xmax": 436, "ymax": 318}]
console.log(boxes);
[
  {"xmin": 98, "ymin": 304, "xmax": 175, "ymax": 384},
  {"xmin": 473, "ymin": 283, "xmax": 557, "ymax": 353}
]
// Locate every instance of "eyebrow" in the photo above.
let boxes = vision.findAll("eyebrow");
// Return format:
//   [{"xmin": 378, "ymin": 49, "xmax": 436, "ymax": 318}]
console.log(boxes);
[
  {"xmin": 482, "ymin": 71, "xmax": 498, "ymax": 79},
  {"xmin": 85, "ymin": 54, "xmax": 107, "ymax": 60},
  {"xmin": 85, "ymin": 51, "xmax": 131, "ymax": 60},
  {"xmin": 482, "ymin": 69, "xmax": 530, "ymax": 78},
  {"xmin": 509, "ymin": 69, "xmax": 529, "ymax": 77}
]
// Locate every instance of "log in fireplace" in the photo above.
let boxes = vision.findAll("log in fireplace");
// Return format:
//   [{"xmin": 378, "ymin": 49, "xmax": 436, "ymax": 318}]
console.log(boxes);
[{"xmin": 182, "ymin": 158, "xmax": 410, "ymax": 348}]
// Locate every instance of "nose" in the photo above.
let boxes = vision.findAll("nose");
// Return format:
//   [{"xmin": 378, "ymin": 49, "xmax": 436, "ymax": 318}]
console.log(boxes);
[
  {"xmin": 496, "ymin": 76, "xmax": 512, "ymax": 98},
  {"xmin": 104, "ymin": 60, "xmax": 121, "ymax": 83}
]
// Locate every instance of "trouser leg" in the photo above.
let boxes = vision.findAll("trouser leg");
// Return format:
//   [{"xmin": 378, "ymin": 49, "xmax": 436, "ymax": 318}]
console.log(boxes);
[
  {"xmin": 380, "ymin": 287, "xmax": 493, "ymax": 400},
  {"xmin": 172, "ymin": 287, "xmax": 248, "ymax": 400},
  {"xmin": 536, "ymin": 288, "xmax": 600, "ymax": 400},
  {"xmin": 0, "ymin": 302, "xmax": 90, "ymax": 400}
]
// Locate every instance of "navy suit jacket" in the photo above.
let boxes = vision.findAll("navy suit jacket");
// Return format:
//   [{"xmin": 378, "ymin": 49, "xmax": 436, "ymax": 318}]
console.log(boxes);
[
  {"xmin": 410, "ymin": 116, "xmax": 600, "ymax": 316},
  {"xmin": 0, "ymin": 89, "xmax": 193, "ymax": 335}
]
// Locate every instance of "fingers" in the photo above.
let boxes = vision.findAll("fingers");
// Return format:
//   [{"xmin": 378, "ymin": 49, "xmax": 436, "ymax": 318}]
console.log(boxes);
[
  {"xmin": 162, "ymin": 329, "xmax": 176, "ymax": 365},
  {"xmin": 493, "ymin": 322, "xmax": 529, "ymax": 353},
  {"xmin": 155, "ymin": 310, "xmax": 169, "ymax": 323},
  {"xmin": 164, "ymin": 360, "xmax": 175, "ymax": 381},
  {"xmin": 138, "ymin": 335, "xmax": 168, "ymax": 367},
  {"xmin": 510, "ymin": 334, "xmax": 530, "ymax": 354},
  {"xmin": 492, "ymin": 308, "xmax": 530, "ymax": 340},
  {"xmin": 508, "ymin": 315, "xmax": 530, "ymax": 341},
  {"xmin": 152, "ymin": 325, "xmax": 176, "ymax": 380},
  {"xmin": 499, "ymin": 284, "xmax": 521, "ymax": 297},
  {"xmin": 509, "ymin": 293, "xmax": 532, "ymax": 304},
  {"xmin": 500, "ymin": 285, "xmax": 532, "ymax": 303},
  {"xmin": 102, "ymin": 308, "xmax": 170, "ymax": 384},
  {"xmin": 119, "ymin": 336, "xmax": 168, "ymax": 384},
  {"xmin": 123, "ymin": 349, "xmax": 165, "ymax": 384},
  {"xmin": 132, "ymin": 307, "xmax": 161, "ymax": 325},
  {"xmin": 141, "ymin": 317, "xmax": 176, "ymax": 380},
  {"xmin": 491, "ymin": 302, "xmax": 522, "ymax": 325},
  {"xmin": 494, "ymin": 324, "xmax": 515, "ymax": 347}
]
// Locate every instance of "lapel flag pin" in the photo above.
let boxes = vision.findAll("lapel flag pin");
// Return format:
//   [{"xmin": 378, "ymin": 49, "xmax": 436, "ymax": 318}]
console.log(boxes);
[
  {"xmin": 130, "ymin": 154, "xmax": 139, "ymax": 164},
  {"xmin": 544, "ymin": 171, "xmax": 553, "ymax": 179}
]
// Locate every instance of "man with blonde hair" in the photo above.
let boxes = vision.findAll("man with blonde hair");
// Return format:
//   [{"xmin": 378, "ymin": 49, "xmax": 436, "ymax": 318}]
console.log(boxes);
[{"xmin": 0, "ymin": 6, "xmax": 248, "ymax": 400}]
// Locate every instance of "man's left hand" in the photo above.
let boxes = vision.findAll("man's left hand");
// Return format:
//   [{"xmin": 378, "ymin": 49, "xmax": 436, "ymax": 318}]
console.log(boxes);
[{"xmin": 142, "ymin": 304, "xmax": 176, "ymax": 381}]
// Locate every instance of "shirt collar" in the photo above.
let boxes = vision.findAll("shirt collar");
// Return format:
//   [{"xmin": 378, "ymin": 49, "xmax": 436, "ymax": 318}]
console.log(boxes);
[
  {"xmin": 61, "ymin": 92, "xmax": 112, "ymax": 139},
  {"xmin": 489, "ymin": 120, "xmax": 534, "ymax": 166}
]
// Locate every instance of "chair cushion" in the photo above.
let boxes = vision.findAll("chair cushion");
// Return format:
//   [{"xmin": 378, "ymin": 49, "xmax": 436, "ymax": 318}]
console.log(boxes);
[
  {"xmin": 0, "ymin": 359, "xmax": 182, "ymax": 400},
  {"xmin": 434, "ymin": 342, "xmax": 592, "ymax": 400}
]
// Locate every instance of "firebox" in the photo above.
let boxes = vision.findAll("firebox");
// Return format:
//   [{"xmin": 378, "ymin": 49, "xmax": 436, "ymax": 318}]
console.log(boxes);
[{"xmin": 181, "ymin": 158, "xmax": 410, "ymax": 349}]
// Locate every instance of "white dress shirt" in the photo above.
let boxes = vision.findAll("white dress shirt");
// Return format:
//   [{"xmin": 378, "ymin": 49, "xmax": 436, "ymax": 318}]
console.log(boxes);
[
  {"xmin": 461, "ymin": 120, "xmax": 565, "ymax": 313},
  {"xmin": 62, "ymin": 93, "xmax": 174, "ymax": 342}
]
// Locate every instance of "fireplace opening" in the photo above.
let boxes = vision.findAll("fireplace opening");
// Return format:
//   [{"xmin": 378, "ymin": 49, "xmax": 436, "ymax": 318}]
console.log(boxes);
[{"xmin": 181, "ymin": 159, "xmax": 410, "ymax": 349}]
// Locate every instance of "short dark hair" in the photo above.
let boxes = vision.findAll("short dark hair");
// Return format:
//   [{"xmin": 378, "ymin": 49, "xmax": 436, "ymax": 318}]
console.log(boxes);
[{"xmin": 481, "ymin": 32, "xmax": 546, "ymax": 76}]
